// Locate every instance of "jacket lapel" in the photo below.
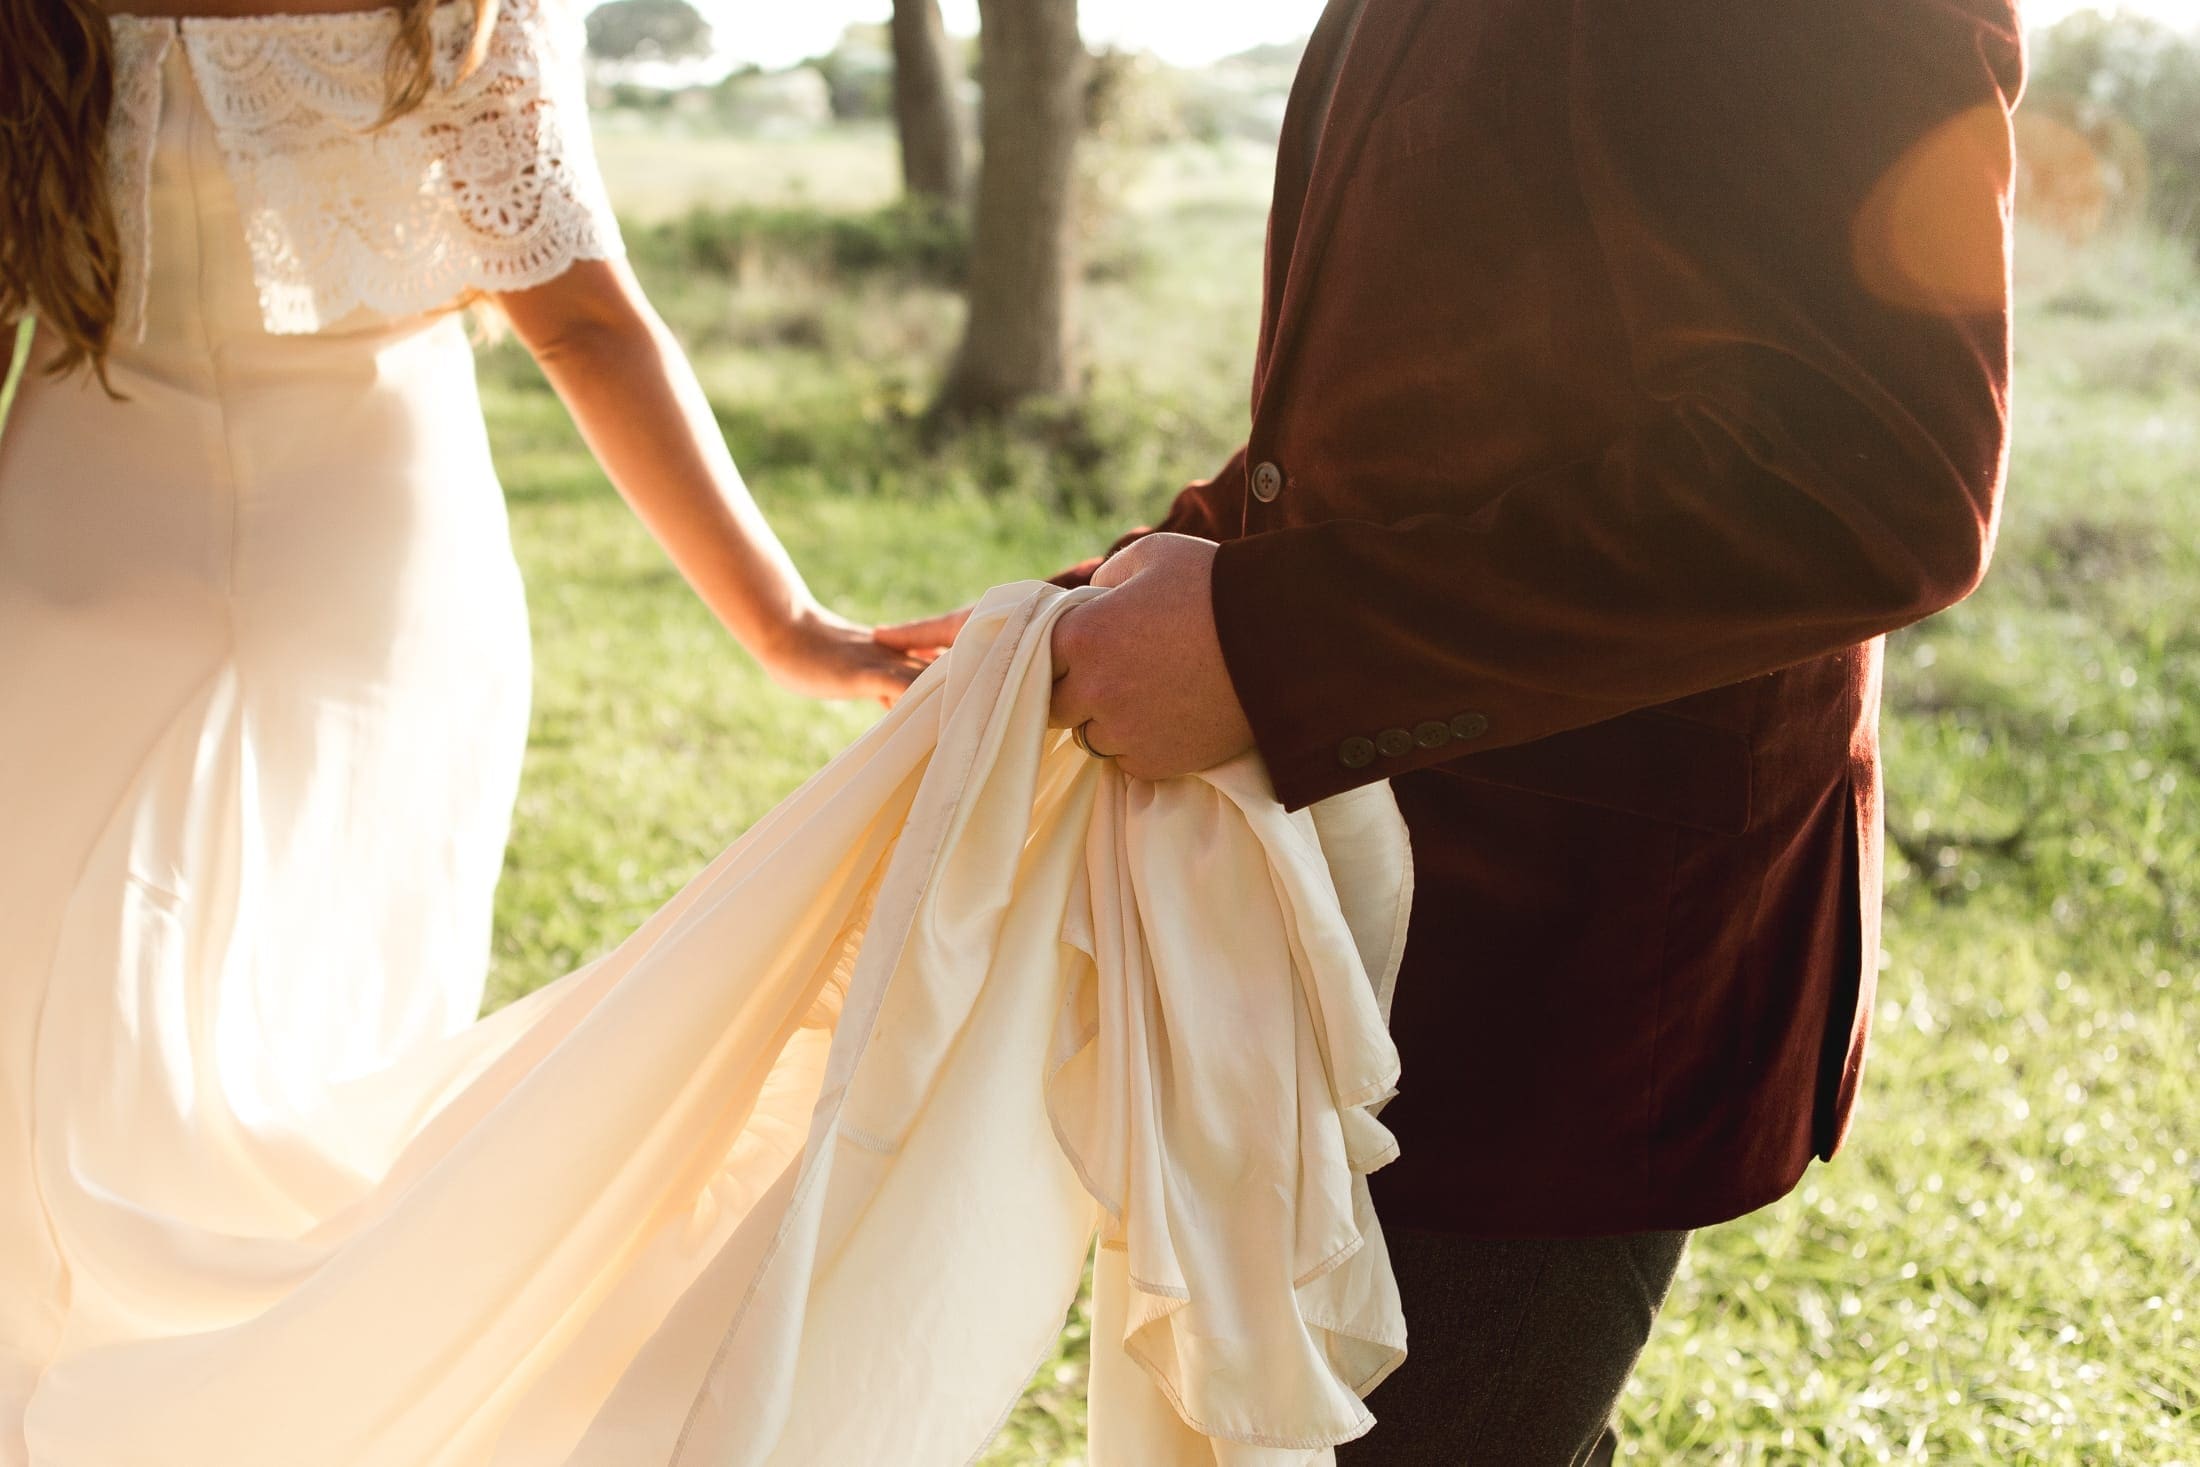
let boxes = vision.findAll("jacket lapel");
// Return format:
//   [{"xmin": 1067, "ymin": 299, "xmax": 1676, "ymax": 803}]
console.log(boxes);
[{"xmin": 1255, "ymin": 0, "xmax": 1443, "ymax": 409}]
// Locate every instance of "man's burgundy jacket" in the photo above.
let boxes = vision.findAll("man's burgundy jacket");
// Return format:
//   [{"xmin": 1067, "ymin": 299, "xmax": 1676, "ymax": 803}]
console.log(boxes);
[{"xmin": 1062, "ymin": 0, "xmax": 2024, "ymax": 1235}]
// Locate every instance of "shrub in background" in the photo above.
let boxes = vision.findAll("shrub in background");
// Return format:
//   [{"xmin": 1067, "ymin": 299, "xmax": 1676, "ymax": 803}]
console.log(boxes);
[
  {"xmin": 633, "ymin": 199, "xmax": 972, "ymax": 289},
  {"xmin": 2024, "ymin": 12, "xmax": 2200, "ymax": 247}
]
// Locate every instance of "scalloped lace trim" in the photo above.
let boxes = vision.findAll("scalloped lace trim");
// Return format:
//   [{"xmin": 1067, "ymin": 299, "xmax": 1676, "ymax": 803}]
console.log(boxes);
[{"xmin": 107, "ymin": 0, "xmax": 623, "ymax": 338}]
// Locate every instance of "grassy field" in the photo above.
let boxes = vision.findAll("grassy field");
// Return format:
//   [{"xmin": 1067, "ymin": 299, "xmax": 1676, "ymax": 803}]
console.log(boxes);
[{"xmin": 481, "ymin": 129, "xmax": 2199, "ymax": 1463}]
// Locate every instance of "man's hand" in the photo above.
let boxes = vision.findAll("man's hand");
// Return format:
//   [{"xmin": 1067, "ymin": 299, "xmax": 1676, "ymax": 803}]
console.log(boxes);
[{"xmin": 1049, "ymin": 534, "xmax": 1255, "ymax": 782}]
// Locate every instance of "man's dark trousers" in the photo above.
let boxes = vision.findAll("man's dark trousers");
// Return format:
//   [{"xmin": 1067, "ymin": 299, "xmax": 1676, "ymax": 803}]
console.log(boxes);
[{"xmin": 1335, "ymin": 1228, "xmax": 1690, "ymax": 1465}]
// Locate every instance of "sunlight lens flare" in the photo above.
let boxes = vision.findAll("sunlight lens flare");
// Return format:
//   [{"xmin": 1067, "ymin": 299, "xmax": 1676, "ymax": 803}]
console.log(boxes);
[{"xmin": 1851, "ymin": 104, "xmax": 2016, "ymax": 316}]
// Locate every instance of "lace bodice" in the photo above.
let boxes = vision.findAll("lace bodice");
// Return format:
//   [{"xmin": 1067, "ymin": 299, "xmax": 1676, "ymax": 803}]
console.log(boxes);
[{"xmin": 107, "ymin": 0, "xmax": 623, "ymax": 339}]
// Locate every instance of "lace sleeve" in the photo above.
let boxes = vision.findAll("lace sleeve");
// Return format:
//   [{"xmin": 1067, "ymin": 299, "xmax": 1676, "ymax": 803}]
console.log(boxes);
[
  {"xmin": 182, "ymin": 0, "xmax": 626, "ymax": 334},
  {"xmin": 418, "ymin": 0, "xmax": 626, "ymax": 296}
]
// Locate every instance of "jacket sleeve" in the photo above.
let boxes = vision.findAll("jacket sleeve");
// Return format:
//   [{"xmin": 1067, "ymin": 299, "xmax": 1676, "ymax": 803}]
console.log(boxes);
[
  {"xmin": 1049, "ymin": 447, "xmax": 1250, "ymax": 588},
  {"xmin": 1211, "ymin": 0, "xmax": 2025, "ymax": 808}
]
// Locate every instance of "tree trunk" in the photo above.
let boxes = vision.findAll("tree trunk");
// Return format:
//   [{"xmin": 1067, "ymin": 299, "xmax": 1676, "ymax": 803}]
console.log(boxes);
[
  {"xmin": 890, "ymin": 0, "xmax": 970, "ymax": 205},
  {"xmin": 936, "ymin": 0, "xmax": 1087, "ymax": 419}
]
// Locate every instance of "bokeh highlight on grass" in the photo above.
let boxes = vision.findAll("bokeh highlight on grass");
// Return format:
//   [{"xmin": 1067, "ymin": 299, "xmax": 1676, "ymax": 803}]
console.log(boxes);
[{"xmin": 480, "ymin": 132, "xmax": 2199, "ymax": 1464}]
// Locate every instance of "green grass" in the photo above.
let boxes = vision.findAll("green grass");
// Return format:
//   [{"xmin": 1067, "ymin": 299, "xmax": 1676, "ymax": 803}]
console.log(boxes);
[{"xmin": 484, "ymin": 129, "xmax": 2199, "ymax": 1463}]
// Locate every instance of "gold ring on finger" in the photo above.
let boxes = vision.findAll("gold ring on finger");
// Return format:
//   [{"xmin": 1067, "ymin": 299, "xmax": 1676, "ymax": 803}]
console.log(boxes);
[{"xmin": 1073, "ymin": 721, "xmax": 1114, "ymax": 760}]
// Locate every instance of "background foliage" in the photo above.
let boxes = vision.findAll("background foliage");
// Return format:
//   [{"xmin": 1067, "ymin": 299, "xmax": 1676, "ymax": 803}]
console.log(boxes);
[
  {"xmin": 583, "ymin": 0, "xmax": 714, "ymax": 65},
  {"xmin": 2025, "ymin": 12, "xmax": 2200, "ymax": 241}
]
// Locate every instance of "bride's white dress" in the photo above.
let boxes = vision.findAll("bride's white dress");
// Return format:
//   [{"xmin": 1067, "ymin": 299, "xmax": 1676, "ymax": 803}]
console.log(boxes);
[{"xmin": 0, "ymin": 4, "xmax": 1411, "ymax": 1464}]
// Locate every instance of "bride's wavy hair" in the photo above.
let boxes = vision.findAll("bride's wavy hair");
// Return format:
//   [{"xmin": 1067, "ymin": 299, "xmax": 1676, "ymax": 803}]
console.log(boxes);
[{"xmin": 0, "ymin": 0, "xmax": 499, "ymax": 388}]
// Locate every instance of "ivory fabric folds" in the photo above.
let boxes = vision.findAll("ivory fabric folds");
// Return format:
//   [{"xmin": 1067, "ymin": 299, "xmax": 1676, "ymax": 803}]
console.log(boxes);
[{"xmin": 18, "ymin": 584, "xmax": 1411, "ymax": 1467}]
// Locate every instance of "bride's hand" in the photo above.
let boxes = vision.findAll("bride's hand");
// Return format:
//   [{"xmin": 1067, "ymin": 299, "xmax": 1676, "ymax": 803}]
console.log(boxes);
[
  {"xmin": 874, "ymin": 605, "xmax": 974, "ymax": 666},
  {"xmin": 762, "ymin": 607, "xmax": 930, "ymax": 707}
]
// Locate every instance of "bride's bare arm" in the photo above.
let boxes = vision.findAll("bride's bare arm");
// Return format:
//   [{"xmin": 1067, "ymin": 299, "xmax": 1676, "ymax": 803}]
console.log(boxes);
[{"xmin": 496, "ymin": 260, "xmax": 923, "ymax": 705}]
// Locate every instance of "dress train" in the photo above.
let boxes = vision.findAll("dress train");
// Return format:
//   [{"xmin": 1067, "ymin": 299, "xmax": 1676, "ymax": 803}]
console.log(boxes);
[{"xmin": 21, "ymin": 584, "xmax": 1410, "ymax": 1467}]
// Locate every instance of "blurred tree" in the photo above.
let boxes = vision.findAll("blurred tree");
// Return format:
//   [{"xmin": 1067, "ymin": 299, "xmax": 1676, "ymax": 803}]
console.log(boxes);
[
  {"xmin": 937, "ymin": 0, "xmax": 1089, "ymax": 418},
  {"xmin": 584, "ymin": 0, "xmax": 711, "ymax": 64},
  {"xmin": 891, "ymin": 0, "xmax": 971, "ymax": 205},
  {"xmin": 1084, "ymin": 47, "xmax": 1183, "ymax": 147},
  {"xmin": 2025, "ymin": 13, "xmax": 2200, "ymax": 243}
]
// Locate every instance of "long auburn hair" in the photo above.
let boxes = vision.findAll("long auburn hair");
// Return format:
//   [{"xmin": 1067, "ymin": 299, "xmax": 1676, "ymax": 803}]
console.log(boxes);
[{"xmin": 0, "ymin": 0, "xmax": 499, "ymax": 388}]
